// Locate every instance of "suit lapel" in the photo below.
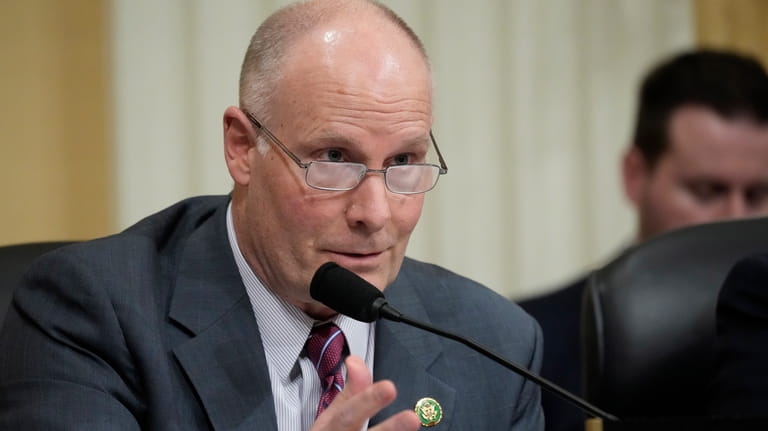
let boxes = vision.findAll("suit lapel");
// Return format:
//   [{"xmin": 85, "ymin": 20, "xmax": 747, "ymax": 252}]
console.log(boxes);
[
  {"xmin": 169, "ymin": 202, "xmax": 277, "ymax": 431},
  {"xmin": 371, "ymin": 270, "xmax": 457, "ymax": 430}
]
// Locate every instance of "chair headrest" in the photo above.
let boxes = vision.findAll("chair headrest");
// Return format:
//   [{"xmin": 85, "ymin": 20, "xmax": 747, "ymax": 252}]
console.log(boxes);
[{"xmin": 582, "ymin": 216, "xmax": 768, "ymax": 417}]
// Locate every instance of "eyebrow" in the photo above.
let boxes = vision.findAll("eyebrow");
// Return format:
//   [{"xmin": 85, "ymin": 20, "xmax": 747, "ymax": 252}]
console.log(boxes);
[{"xmin": 306, "ymin": 132, "xmax": 430, "ymax": 151}]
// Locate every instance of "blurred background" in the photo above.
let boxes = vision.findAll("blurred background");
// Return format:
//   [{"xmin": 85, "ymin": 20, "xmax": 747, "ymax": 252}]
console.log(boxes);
[{"xmin": 1, "ymin": 0, "xmax": 766, "ymax": 299}]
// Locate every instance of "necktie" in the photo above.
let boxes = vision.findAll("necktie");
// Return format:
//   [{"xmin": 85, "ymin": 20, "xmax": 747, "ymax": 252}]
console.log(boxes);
[{"xmin": 306, "ymin": 323, "xmax": 349, "ymax": 418}]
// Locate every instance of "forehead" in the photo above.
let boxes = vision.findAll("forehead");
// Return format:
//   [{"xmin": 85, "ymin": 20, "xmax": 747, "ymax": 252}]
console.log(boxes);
[
  {"xmin": 662, "ymin": 106, "xmax": 768, "ymax": 180},
  {"xmin": 271, "ymin": 15, "xmax": 432, "ymax": 126}
]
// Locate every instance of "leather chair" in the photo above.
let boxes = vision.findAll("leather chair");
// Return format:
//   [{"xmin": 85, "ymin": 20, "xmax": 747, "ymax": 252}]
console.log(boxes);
[
  {"xmin": 581, "ymin": 217, "xmax": 768, "ymax": 418},
  {"xmin": 0, "ymin": 241, "xmax": 74, "ymax": 325}
]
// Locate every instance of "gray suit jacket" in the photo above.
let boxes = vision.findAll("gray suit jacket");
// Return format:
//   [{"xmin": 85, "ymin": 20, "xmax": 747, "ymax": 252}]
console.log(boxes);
[{"xmin": 0, "ymin": 196, "xmax": 543, "ymax": 430}]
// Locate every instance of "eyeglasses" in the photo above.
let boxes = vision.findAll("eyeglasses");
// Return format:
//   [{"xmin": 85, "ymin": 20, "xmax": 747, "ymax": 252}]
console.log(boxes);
[{"xmin": 244, "ymin": 111, "xmax": 448, "ymax": 194}]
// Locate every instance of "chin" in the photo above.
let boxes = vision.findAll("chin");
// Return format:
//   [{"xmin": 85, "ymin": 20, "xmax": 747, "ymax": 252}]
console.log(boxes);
[{"xmin": 303, "ymin": 301, "xmax": 337, "ymax": 320}]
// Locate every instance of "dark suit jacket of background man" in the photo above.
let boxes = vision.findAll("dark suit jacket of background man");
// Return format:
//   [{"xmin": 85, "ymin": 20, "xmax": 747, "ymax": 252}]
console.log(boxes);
[
  {"xmin": 710, "ymin": 252, "xmax": 768, "ymax": 418},
  {"xmin": 520, "ymin": 278, "xmax": 587, "ymax": 431},
  {"xmin": 0, "ymin": 195, "xmax": 544, "ymax": 430}
]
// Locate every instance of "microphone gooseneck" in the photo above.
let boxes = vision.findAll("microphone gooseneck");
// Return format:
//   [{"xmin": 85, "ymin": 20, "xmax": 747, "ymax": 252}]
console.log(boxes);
[{"xmin": 309, "ymin": 262, "xmax": 619, "ymax": 422}]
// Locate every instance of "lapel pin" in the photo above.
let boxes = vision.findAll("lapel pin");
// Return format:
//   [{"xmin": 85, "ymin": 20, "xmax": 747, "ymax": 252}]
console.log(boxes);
[{"xmin": 414, "ymin": 397, "xmax": 442, "ymax": 427}]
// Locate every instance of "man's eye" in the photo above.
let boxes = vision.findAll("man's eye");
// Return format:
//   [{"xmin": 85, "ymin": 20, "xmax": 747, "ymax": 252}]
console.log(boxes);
[
  {"xmin": 324, "ymin": 149, "xmax": 344, "ymax": 162},
  {"xmin": 687, "ymin": 183, "xmax": 727, "ymax": 202},
  {"xmin": 392, "ymin": 154, "xmax": 411, "ymax": 165},
  {"xmin": 746, "ymin": 186, "xmax": 768, "ymax": 208}
]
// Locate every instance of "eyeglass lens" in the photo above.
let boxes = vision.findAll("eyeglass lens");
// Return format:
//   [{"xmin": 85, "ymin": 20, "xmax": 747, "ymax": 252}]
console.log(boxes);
[{"xmin": 305, "ymin": 162, "xmax": 439, "ymax": 193}]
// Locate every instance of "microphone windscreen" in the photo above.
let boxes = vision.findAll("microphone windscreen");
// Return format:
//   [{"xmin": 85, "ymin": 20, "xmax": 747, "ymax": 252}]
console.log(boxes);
[{"xmin": 310, "ymin": 262, "xmax": 384, "ymax": 322}]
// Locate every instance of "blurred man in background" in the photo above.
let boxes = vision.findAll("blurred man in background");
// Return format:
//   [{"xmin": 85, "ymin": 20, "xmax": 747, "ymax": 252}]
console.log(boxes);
[{"xmin": 521, "ymin": 49, "xmax": 768, "ymax": 431}]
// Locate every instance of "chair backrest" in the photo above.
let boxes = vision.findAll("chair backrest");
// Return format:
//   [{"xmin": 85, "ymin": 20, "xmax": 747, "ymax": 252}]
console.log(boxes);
[
  {"xmin": 0, "ymin": 241, "xmax": 75, "ymax": 325},
  {"xmin": 582, "ymin": 217, "xmax": 768, "ymax": 418}
]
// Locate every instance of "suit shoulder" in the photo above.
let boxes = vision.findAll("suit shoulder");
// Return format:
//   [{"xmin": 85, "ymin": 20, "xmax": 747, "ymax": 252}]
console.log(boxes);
[
  {"xmin": 121, "ymin": 195, "xmax": 228, "ymax": 239},
  {"xmin": 25, "ymin": 195, "xmax": 229, "ymax": 287},
  {"xmin": 65, "ymin": 196, "xmax": 227, "ymax": 255},
  {"xmin": 399, "ymin": 258, "xmax": 504, "ymax": 302},
  {"xmin": 398, "ymin": 258, "xmax": 538, "ymax": 333},
  {"xmin": 519, "ymin": 276, "xmax": 586, "ymax": 314}
]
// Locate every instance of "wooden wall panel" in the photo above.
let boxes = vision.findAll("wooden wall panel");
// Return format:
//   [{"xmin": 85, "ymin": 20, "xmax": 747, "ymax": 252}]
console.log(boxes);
[
  {"xmin": 0, "ymin": 0, "xmax": 113, "ymax": 245},
  {"xmin": 694, "ymin": 0, "xmax": 768, "ymax": 66}
]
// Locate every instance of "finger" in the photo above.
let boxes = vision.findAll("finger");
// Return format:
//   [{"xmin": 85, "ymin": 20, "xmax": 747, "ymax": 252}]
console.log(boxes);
[
  {"xmin": 313, "ymin": 380, "xmax": 397, "ymax": 430},
  {"xmin": 319, "ymin": 355, "xmax": 373, "ymax": 410},
  {"xmin": 369, "ymin": 410, "xmax": 422, "ymax": 431},
  {"xmin": 339, "ymin": 355, "xmax": 372, "ymax": 396},
  {"xmin": 312, "ymin": 356, "xmax": 398, "ymax": 430}
]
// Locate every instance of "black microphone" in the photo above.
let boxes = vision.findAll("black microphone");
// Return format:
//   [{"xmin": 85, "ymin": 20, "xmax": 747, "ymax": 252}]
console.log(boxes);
[{"xmin": 310, "ymin": 261, "xmax": 619, "ymax": 423}]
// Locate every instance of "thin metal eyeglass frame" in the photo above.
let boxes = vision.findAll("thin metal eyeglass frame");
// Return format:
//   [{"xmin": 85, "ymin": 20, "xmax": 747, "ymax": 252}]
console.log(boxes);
[{"xmin": 243, "ymin": 110, "xmax": 448, "ymax": 194}]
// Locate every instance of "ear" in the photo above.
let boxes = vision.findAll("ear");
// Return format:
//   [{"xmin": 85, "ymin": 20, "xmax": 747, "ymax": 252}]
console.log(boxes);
[
  {"xmin": 223, "ymin": 106, "xmax": 254, "ymax": 186},
  {"xmin": 622, "ymin": 146, "xmax": 649, "ymax": 207}
]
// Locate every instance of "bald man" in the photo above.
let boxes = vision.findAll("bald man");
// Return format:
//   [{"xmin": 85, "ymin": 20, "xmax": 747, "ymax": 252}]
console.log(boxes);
[{"xmin": 0, "ymin": 1, "xmax": 543, "ymax": 430}]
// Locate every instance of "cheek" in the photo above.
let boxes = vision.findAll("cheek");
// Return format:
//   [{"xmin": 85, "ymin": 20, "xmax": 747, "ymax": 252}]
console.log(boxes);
[
  {"xmin": 255, "ymin": 159, "xmax": 319, "ymax": 223},
  {"xmin": 283, "ymin": 195, "xmax": 343, "ymax": 231},
  {"xmin": 647, "ymin": 180, "xmax": 687, "ymax": 212},
  {"xmin": 392, "ymin": 195, "xmax": 425, "ymax": 234},
  {"xmin": 645, "ymin": 181, "xmax": 709, "ymax": 227}
]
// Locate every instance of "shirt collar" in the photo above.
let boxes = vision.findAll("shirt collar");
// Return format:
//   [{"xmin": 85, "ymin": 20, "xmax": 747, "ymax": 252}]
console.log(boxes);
[{"xmin": 225, "ymin": 203, "xmax": 372, "ymax": 382}]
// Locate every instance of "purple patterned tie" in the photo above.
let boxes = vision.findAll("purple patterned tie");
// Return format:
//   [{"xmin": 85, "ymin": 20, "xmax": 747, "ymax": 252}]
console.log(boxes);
[{"xmin": 306, "ymin": 323, "xmax": 349, "ymax": 418}]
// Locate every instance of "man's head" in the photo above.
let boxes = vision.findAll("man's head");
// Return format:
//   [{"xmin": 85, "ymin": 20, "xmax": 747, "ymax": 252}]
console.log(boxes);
[
  {"xmin": 222, "ymin": 0, "xmax": 436, "ymax": 318},
  {"xmin": 622, "ymin": 49, "xmax": 768, "ymax": 242}
]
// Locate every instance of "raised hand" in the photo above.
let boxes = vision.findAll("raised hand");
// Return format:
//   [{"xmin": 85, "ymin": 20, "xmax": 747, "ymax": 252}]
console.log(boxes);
[{"xmin": 310, "ymin": 355, "xmax": 421, "ymax": 431}]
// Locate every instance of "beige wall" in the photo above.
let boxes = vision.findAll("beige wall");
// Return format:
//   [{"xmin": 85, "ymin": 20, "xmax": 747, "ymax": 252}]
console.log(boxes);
[{"xmin": 0, "ymin": 0, "xmax": 113, "ymax": 245}]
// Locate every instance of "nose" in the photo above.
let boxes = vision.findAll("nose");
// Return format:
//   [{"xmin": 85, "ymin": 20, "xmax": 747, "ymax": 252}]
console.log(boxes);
[
  {"xmin": 724, "ymin": 193, "xmax": 748, "ymax": 219},
  {"xmin": 344, "ymin": 173, "xmax": 391, "ymax": 232}
]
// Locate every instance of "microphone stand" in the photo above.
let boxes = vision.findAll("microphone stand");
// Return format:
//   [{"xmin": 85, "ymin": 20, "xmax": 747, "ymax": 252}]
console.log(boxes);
[{"xmin": 377, "ymin": 303, "xmax": 620, "ymax": 423}]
